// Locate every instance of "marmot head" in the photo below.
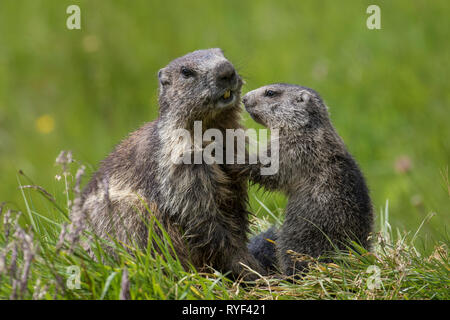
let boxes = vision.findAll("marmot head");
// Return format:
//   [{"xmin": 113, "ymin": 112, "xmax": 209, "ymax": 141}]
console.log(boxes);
[
  {"xmin": 158, "ymin": 48, "xmax": 243, "ymax": 125},
  {"xmin": 242, "ymin": 83, "xmax": 330, "ymax": 133}
]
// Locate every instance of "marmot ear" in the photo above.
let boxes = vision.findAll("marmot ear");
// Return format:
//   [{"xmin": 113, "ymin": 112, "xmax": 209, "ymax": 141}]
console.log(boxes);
[
  {"xmin": 293, "ymin": 91, "xmax": 310, "ymax": 105},
  {"xmin": 298, "ymin": 91, "xmax": 311, "ymax": 104},
  {"xmin": 158, "ymin": 68, "xmax": 171, "ymax": 86},
  {"xmin": 213, "ymin": 48, "xmax": 225, "ymax": 57}
]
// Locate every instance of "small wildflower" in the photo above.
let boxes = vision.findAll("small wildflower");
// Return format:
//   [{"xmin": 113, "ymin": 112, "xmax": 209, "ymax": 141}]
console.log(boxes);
[
  {"xmin": 56, "ymin": 150, "xmax": 73, "ymax": 175},
  {"xmin": 66, "ymin": 204, "xmax": 88, "ymax": 253},
  {"xmin": 35, "ymin": 114, "xmax": 55, "ymax": 134},
  {"xmin": 19, "ymin": 232, "xmax": 35, "ymax": 297},
  {"xmin": 3, "ymin": 209, "xmax": 12, "ymax": 243},
  {"xmin": 74, "ymin": 165, "xmax": 86, "ymax": 195},
  {"xmin": 56, "ymin": 150, "xmax": 73, "ymax": 166},
  {"xmin": 8, "ymin": 243, "xmax": 18, "ymax": 279},
  {"xmin": 56, "ymin": 224, "xmax": 67, "ymax": 252},
  {"xmin": 394, "ymin": 155, "xmax": 412, "ymax": 174}
]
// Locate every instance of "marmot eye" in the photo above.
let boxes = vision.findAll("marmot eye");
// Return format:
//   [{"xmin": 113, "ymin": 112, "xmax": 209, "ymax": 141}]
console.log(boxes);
[
  {"xmin": 181, "ymin": 67, "xmax": 195, "ymax": 78},
  {"xmin": 264, "ymin": 90, "xmax": 277, "ymax": 97}
]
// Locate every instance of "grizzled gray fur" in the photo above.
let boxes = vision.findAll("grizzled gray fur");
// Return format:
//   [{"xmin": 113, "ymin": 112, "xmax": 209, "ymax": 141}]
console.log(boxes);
[
  {"xmin": 79, "ymin": 49, "xmax": 263, "ymax": 280},
  {"xmin": 243, "ymin": 84, "xmax": 373, "ymax": 276}
]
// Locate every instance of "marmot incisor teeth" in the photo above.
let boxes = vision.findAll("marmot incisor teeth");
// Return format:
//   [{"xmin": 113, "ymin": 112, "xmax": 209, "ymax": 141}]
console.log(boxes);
[
  {"xmin": 243, "ymin": 83, "xmax": 373, "ymax": 275},
  {"xmin": 79, "ymin": 49, "xmax": 263, "ymax": 279}
]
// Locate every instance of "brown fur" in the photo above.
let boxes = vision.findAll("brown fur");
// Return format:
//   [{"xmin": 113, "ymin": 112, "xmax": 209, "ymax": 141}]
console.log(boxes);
[
  {"xmin": 77, "ymin": 49, "xmax": 264, "ymax": 280},
  {"xmin": 243, "ymin": 84, "xmax": 374, "ymax": 275}
]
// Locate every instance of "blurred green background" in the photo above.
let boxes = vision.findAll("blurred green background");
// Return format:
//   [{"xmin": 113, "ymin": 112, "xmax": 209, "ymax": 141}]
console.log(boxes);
[{"xmin": 0, "ymin": 0, "xmax": 448, "ymax": 250}]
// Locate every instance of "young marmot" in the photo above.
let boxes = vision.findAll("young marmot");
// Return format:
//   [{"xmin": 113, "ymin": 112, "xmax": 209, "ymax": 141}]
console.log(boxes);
[
  {"xmin": 243, "ymin": 84, "xmax": 373, "ymax": 276},
  {"xmin": 79, "ymin": 49, "xmax": 263, "ymax": 279}
]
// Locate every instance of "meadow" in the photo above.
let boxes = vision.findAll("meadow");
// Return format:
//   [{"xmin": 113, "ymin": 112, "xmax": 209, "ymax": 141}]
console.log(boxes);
[{"xmin": 0, "ymin": 0, "xmax": 448, "ymax": 299}]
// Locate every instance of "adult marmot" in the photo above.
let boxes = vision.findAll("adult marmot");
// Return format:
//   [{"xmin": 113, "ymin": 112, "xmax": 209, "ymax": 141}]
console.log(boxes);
[
  {"xmin": 243, "ymin": 84, "xmax": 373, "ymax": 275},
  {"xmin": 79, "ymin": 49, "xmax": 263, "ymax": 279}
]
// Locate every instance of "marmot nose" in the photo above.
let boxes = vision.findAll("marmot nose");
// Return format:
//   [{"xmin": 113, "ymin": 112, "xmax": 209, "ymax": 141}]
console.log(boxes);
[
  {"xmin": 242, "ymin": 95, "xmax": 256, "ymax": 109},
  {"xmin": 215, "ymin": 62, "xmax": 236, "ymax": 87}
]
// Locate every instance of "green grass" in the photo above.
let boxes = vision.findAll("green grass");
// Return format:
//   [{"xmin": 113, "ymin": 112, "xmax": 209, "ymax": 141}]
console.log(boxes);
[
  {"xmin": 0, "ymin": 159, "xmax": 448, "ymax": 300},
  {"xmin": 0, "ymin": 0, "xmax": 448, "ymax": 246},
  {"xmin": 0, "ymin": 0, "xmax": 449, "ymax": 300}
]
